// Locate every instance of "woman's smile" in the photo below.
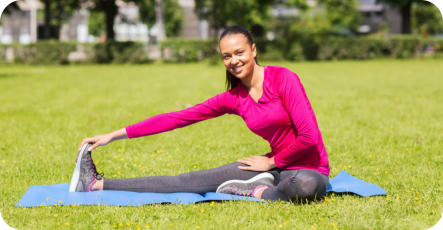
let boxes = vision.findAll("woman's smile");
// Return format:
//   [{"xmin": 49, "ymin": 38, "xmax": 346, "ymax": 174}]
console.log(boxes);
[{"xmin": 231, "ymin": 65, "xmax": 244, "ymax": 74}]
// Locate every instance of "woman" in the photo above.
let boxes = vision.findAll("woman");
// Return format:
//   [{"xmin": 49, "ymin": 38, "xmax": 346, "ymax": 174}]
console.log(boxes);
[{"xmin": 70, "ymin": 25, "xmax": 330, "ymax": 202}]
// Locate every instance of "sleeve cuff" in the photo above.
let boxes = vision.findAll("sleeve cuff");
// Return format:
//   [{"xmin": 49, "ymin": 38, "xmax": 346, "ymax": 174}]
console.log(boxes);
[
  {"xmin": 125, "ymin": 126, "xmax": 137, "ymax": 139},
  {"xmin": 273, "ymin": 154, "xmax": 287, "ymax": 169}
]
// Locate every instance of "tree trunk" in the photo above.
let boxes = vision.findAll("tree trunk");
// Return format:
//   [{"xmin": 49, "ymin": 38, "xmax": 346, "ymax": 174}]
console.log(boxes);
[
  {"xmin": 56, "ymin": 0, "xmax": 63, "ymax": 39},
  {"xmin": 43, "ymin": 0, "xmax": 51, "ymax": 39},
  {"xmin": 212, "ymin": 25, "xmax": 219, "ymax": 40},
  {"xmin": 104, "ymin": 0, "xmax": 118, "ymax": 41},
  {"xmin": 400, "ymin": 1, "xmax": 412, "ymax": 34}
]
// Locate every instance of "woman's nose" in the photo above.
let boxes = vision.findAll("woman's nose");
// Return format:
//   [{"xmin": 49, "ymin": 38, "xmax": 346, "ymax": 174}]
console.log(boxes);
[{"xmin": 231, "ymin": 55, "xmax": 239, "ymax": 65}]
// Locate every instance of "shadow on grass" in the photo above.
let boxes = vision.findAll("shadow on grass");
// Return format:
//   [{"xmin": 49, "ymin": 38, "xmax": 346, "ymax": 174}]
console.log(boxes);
[{"xmin": 325, "ymin": 191, "xmax": 386, "ymax": 198}]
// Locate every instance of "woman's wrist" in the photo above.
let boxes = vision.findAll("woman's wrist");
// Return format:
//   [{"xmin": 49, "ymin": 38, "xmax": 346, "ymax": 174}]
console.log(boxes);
[
  {"xmin": 110, "ymin": 128, "xmax": 128, "ymax": 141},
  {"xmin": 268, "ymin": 157, "xmax": 277, "ymax": 169}
]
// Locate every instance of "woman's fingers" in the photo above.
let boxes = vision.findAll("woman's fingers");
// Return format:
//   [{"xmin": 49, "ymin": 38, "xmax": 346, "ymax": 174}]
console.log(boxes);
[
  {"xmin": 237, "ymin": 158, "xmax": 253, "ymax": 165},
  {"xmin": 87, "ymin": 134, "xmax": 113, "ymax": 151},
  {"xmin": 238, "ymin": 155, "xmax": 272, "ymax": 172},
  {"xmin": 238, "ymin": 156, "xmax": 260, "ymax": 165},
  {"xmin": 88, "ymin": 142, "xmax": 101, "ymax": 151},
  {"xmin": 238, "ymin": 165, "xmax": 254, "ymax": 171},
  {"xmin": 238, "ymin": 164, "xmax": 266, "ymax": 172},
  {"xmin": 79, "ymin": 138, "xmax": 92, "ymax": 151},
  {"xmin": 78, "ymin": 136, "xmax": 99, "ymax": 151}
]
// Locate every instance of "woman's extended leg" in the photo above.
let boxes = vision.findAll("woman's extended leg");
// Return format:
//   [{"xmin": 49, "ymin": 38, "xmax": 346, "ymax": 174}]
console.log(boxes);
[
  {"xmin": 261, "ymin": 169, "xmax": 329, "ymax": 202},
  {"xmin": 101, "ymin": 162, "xmax": 263, "ymax": 194}
]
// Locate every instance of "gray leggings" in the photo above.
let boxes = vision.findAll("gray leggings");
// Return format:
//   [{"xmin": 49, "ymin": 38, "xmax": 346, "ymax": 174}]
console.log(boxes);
[{"xmin": 103, "ymin": 162, "xmax": 329, "ymax": 202}]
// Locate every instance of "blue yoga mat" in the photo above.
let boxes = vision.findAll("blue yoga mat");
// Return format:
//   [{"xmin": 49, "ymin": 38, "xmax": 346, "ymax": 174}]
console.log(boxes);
[
  {"xmin": 327, "ymin": 170, "xmax": 386, "ymax": 196},
  {"xmin": 15, "ymin": 170, "xmax": 386, "ymax": 207}
]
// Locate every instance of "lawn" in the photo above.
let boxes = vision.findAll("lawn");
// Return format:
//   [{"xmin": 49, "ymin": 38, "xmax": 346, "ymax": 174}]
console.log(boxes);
[{"xmin": 0, "ymin": 59, "xmax": 442, "ymax": 229}]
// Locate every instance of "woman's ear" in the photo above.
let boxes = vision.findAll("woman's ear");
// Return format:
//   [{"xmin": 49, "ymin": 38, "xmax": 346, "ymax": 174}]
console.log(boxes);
[{"xmin": 251, "ymin": 43, "xmax": 257, "ymax": 59}]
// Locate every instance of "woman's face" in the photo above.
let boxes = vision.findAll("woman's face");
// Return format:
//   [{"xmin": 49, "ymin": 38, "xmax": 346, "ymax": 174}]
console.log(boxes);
[{"xmin": 219, "ymin": 33, "xmax": 257, "ymax": 80}]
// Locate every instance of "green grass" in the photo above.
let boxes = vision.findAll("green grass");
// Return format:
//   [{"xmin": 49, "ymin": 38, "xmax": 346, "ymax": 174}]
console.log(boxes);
[{"xmin": 0, "ymin": 59, "xmax": 442, "ymax": 229}]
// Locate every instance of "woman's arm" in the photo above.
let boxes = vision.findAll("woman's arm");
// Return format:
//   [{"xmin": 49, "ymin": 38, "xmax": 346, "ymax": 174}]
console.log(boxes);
[
  {"xmin": 79, "ymin": 128, "xmax": 128, "ymax": 152},
  {"xmin": 125, "ymin": 90, "xmax": 236, "ymax": 138},
  {"xmin": 80, "ymin": 90, "xmax": 236, "ymax": 152}
]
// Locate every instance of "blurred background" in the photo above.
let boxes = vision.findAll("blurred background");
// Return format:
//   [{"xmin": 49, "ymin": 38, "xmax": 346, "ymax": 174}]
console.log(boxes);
[{"xmin": 0, "ymin": 0, "xmax": 442, "ymax": 64}]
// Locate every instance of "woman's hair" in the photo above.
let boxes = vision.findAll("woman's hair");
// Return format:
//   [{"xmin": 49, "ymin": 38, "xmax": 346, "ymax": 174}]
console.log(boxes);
[{"xmin": 219, "ymin": 25, "xmax": 258, "ymax": 90}]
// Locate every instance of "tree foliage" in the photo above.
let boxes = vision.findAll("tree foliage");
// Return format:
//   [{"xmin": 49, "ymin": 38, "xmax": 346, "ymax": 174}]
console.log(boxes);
[
  {"xmin": 88, "ymin": 10, "xmax": 105, "ymax": 37},
  {"xmin": 412, "ymin": 1, "xmax": 443, "ymax": 35},
  {"xmin": 376, "ymin": 0, "xmax": 422, "ymax": 34},
  {"xmin": 87, "ymin": 0, "xmax": 119, "ymax": 40},
  {"xmin": 319, "ymin": 0, "xmax": 361, "ymax": 32},
  {"xmin": 2, "ymin": 1, "xmax": 79, "ymax": 39},
  {"xmin": 41, "ymin": 0, "xmax": 80, "ymax": 39},
  {"xmin": 86, "ymin": 0, "xmax": 183, "ymax": 40},
  {"xmin": 194, "ymin": 0, "xmax": 275, "ymax": 36},
  {"xmin": 138, "ymin": 0, "xmax": 184, "ymax": 37}
]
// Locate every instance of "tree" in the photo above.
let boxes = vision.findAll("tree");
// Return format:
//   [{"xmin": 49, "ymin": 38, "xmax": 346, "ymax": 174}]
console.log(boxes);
[
  {"xmin": 89, "ymin": 0, "xmax": 119, "ymax": 40},
  {"xmin": 412, "ymin": 1, "xmax": 443, "ymax": 36},
  {"xmin": 88, "ymin": 0, "xmax": 183, "ymax": 41},
  {"xmin": 41, "ymin": 0, "xmax": 80, "ymax": 39},
  {"xmin": 138, "ymin": 0, "xmax": 184, "ymax": 37},
  {"xmin": 319, "ymin": 0, "xmax": 361, "ymax": 33},
  {"xmin": 5, "ymin": 0, "xmax": 80, "ymax": 39},
  {"xmin": 162, "ymin": 0, "xmax": 183, "ymax": 37},
  {"xmin": 377, "ymin": 0, "xmax": 422, "ymax": 34},
  {"xmin": 88, "ymin": 10, "xmax": 105, "ymax": 37},
  {"xmin": 194, "ymin": 0, "xmax": 276, "ymax": 38}
]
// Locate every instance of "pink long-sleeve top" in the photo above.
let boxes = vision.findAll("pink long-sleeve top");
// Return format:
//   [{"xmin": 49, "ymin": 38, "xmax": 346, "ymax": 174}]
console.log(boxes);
[{"xmin": 126, "ymin": 66, "xmax": 330, "ymax": 176}]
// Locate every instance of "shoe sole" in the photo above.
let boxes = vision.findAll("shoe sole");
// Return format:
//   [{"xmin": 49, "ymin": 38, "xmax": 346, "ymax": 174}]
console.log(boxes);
[
  {"xmin": 216, "ymin": 172, "xmax": 274, "ymax": 193},
  {"xmin": 69, "ymin": 143, "xmax": 91, "ymax": 192}
]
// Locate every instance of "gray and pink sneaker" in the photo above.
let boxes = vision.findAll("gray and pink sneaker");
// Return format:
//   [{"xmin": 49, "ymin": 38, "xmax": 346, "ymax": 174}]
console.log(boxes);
[
  {"xmin": 216, "ymin": 172, "xmax": 274, "ymax": 197},
  {"xmin": 69, "ymin": 143, "xmax": 103, "ymax": 192}
]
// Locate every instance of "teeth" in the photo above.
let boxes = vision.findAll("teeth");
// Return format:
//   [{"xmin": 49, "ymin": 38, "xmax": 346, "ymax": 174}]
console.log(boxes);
[{"xmin": 233, "ymin": 66, "xmax": 243, "ymax": 72}]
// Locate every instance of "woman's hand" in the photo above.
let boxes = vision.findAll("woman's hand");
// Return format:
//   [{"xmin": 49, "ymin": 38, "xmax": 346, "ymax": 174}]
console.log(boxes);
[
  {"xmin": 79, "ymin": 128, "xmax": 128, "ymax": 152},
  {"xmin": 237, "ymin": 156, "xmax": 276, "ymax": 172}
]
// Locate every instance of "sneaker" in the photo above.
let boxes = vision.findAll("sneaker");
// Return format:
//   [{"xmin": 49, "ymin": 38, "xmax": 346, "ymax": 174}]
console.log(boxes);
[
  {"xmin": 216, "ymin": 172, "xmax": 274, "ymax": 197},
  {"xmin": 69, "ymin": 143, "xmax": 103, "ymax": 192}
]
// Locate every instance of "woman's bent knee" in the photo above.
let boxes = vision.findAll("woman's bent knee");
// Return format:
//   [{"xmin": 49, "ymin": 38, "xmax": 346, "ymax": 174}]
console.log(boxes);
[{"xmin": 279, "ymin": 169, "xmax": 328, "ymax": 202}]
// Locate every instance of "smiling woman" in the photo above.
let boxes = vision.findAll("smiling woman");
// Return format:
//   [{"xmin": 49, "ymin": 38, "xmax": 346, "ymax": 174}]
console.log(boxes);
[{"xmin": 70, "ymin": 25, "xmax": 330, "ymax": 203}]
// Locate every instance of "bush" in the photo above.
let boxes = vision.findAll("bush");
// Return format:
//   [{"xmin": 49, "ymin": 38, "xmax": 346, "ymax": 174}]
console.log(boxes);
[
  {"xmin": 13, "ymin": 40, "xmax": 76, "ymax": 65},
  {"xmin": 259, "ymin": 48, "xmax": 286, "ymax": 62},
  {"xmin": 0, "ymin": 45, "xmax": 11, "ymax": 63},
  {"xmin": 254, "ymin": 39, "xmax": 286, "ymax": 62},
  {"xmin": 93, "ymin": 41, "xmax": 151, "ymax": 64},
  {"xmin": 431, "ymin": 37, "xmax": 443, "ymax": 56},
  {"xmin": 383, "ymin": 35, "xmax": 428, "ymax": 58},
  {"xmin": 160, "ymin": 39, "xmax": 215, "ymax": 62},
  {"xmin": 294, "ymin": 35, "xmax": 443, "ymax": 61},
  {"xmin": 316, "ymin": 36, "xmax": 384, "ymax": 60},
  {"xmin": 68, "ymin": 44, "xmax": 96, "ymax": 64},
  {"xmin": 285, "ymin": 42, "xmax": 305, "ymax": 61},
  {"xmin": 1, "ymin": 36, "xmax": 442, "ymax": 64}
]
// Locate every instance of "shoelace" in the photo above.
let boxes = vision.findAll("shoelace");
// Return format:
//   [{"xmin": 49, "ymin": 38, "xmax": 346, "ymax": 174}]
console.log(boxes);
[{"xmin": 88, "ymin": 157, "xmax": 104, "ymax": 180}]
